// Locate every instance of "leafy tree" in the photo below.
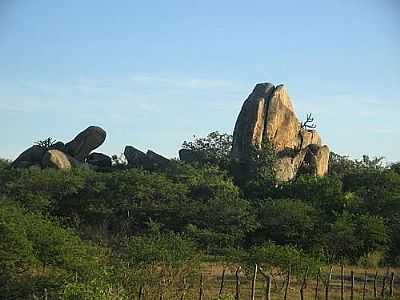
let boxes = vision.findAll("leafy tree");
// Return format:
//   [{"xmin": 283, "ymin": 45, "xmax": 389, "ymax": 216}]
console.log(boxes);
[
  {"xmin": 245, "ymin": 242, "xmax": 322, "ymax": 276},
  {"xmin": 390, "ymin": 162, "xmax": 400, "ymax": 175},
  {"xmin": 277, "ymin": 175, "xmax": 344, "ymax": 219},
  {"xmin": 252, "ymin": 199, "xmax": 320, "ymax": 251},
  {"xmin": 326, "ymin": 212, "xmax": 387, "ymax": 263},
  {"xmin": 330, "ymin": 152, "xmax": 385, "ymax": 177},
  {"xmin": 237, "ymin": 141, "xmax": 278, "ymax": 200},
  {"xmin": 182, "ymin": 131, "xmax": 233, "ymax": 169},
  {"xmin": 343, "ymin": 169, "xmax": 400, "ymax": 217}
]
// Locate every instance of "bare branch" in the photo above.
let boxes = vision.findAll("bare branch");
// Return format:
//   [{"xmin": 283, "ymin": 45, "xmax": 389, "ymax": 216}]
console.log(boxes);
[{"xmin": 301, "ymin": 113, "xmax": 317, "ymax": 129}]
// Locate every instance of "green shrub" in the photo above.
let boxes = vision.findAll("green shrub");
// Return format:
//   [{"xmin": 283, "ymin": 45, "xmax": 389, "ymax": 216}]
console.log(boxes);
[{"xmin": 245, "ymin": 242, "xmax": 322, "ymax": 276}]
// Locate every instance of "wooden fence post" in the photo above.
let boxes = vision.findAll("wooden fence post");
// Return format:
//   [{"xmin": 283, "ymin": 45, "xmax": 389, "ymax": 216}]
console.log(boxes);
[
  {"xmin": 350, "ymin": 270, "xmax": 355, "ymax": 300},
  {"xmin": 341, "ymin": 265, "xmax": 344, "ymax": 300},
  {"xmin": 138, "ymin": 286, "xmax": 144, "ymax": 300},
  {"xmin": 325, "ymin": 266, "xmax": 333, "ymax": 300},
  {"xmin": 180, "ymin": 277, "xmax": 187, "ymax": 300},
  {"xmin": 251, "ymin": 264, "xmax": 258, "ymax": 300},
  {"xmin": 315, "ymin": 268, "xmax": 321, "ymax": 300},
  {"xmin": 390, "ymin": 272, "xmax": 395, "ymax": 297},
  {"xmin": 266, "ymin": 273, "xmax": 272, "ymax": 300},
  {"xmin": 218, "ymin": 269, "xmax": 226, "ymax": 299},
  {"xmin": 362, "ymin": 271, "xmax": 367, "ymax": 300},
  {"xmin": 199, "ymin": 273, "xmax": 204, "ymax": 300},
  {"xmin": 300, "ymin": 266, "xmax": 309, "ymax": 300},
  {"xmin": 284, "ymin": 265, "xmax": 291, "ymax": 300},
  {"xmin": 235, "ymin": 266, "xmax": 241, "ymax": 300},
  {"xmin": 44, "ymin": 288, "xmax": 48, "ymax": 300},
  {"xmin": 374, "ymin": 271, "xmax": 378, "ymax": 298},
  {"xmin": 381, "ymin": 270, "xmax": 388, "ymax": 297}
]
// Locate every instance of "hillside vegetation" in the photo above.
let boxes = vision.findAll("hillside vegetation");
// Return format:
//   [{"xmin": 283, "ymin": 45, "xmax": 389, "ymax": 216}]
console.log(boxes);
[{"xmin": 1, "ymin": 133, "xmax": 400, "ymax": 299}]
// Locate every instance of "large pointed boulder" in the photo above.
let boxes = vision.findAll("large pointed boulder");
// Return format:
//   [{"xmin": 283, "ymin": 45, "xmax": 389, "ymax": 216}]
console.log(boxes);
[
  {"xmin": 231, "ymin": 82, "xmax": 330, "ymax": 181},
  {"xmin": 231, "ymin": 83, "xmax": 274, "ymax": 160}
]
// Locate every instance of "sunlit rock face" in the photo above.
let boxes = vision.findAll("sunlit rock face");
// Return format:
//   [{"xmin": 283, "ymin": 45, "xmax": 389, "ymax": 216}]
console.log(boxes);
[{"xmin": 232, "ymin": 82, "xmax": 330, "ymax": 182}]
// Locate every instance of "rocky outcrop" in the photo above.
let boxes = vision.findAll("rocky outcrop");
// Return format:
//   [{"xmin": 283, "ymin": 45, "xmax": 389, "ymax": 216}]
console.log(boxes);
[
  {"xmin": 86, "ymin": 152, "xmax": 112, "ymax": 169},
  {"xmin": 12, "ymin": 125, "xmax": 107, "ymax": 170},
  {"xmin": 232, "ymin": 82, "xmax": 330, "ymax": 181},
  {"xmin": 41, "ymin": 149, "xmax": 80, "ymax": 170},
  {"xmin": 65, "ymin": 126, "xmax": 106, "ymax": 161},
  {"xmin": 124, "ymin": 146, "xmax": 170, "ymax": 170}
]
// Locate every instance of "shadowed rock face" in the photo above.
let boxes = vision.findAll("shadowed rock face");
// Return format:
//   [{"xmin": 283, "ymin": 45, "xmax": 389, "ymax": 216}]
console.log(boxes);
[
  {"xmin": 86, "ymin": 152, "xmax": 112, "ymax": 169},
  {"xmin": 65, "ymin": 126, "xmax": 106, "ymax": 162},
  {"xmin": 11, "ymin": 145, "xmax": 45, "ymax": 168},
  {"xmin": 232, "ymin": 82, "xmax": 330, "ymax": 181},
  {"xmin": 124, "ymin": 146, "xmax": 170, "ymax": 170}
]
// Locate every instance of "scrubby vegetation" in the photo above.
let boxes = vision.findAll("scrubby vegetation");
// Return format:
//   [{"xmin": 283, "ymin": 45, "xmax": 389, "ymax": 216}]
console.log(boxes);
[{"xmin": 1, "ymin": 133, "xmax": 400, "ymax": 298}]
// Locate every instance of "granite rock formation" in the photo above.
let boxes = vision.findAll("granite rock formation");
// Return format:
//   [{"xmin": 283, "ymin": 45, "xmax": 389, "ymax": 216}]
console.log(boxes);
[
  {"xmin": 232, "ymin": 83, "xmax": 330, "ymax": 181},
  {"xmin": 124, "ymin": 146, "xmax": 170, "ymax": 170},
  {"xmin": 12, "ymin": 126, "xmax": 107, "ymax": 170}
]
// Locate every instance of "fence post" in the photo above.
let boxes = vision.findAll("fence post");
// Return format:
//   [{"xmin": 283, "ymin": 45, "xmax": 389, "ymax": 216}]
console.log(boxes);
[
  {"xmin": 199, "ymin": 273, "xmax": 204, "ymax": 300},
  {"xmin": 362, "ymin": 271, "xmax": 367, "ymax": 300},
  {"xmin": 350, "ymin": 270, "xmax": 355, "ymax": 300},
  {"xmin": 266, "ymin": 273, "xmax": 272, "ymax": 300},
  {"xmin": 251, "ymin": 264, "xmax": 258, "ymax": 300},
  {"xmin": 44, "ymin": 288, "xmax": 48, "ymax": 300},
  {"xmin": 300, "ymin": 266, "xmax": 309, "ymax": 300},
  {"xmin": 235, "ymin": 266, "xmax": 241, "ymax": 300},
  {"xmin": 218, "ymin": 269, "xmax": 226, "ymax": 299},
  {"xmin": 315, "ymin": 268, "xmax": 321, "ymax": 300},
  {"xmin": 381, "ymin": 269, "xmax": 388, "ymax": 297},
  {"xmin": 180, "ymin": 277, "xmax": 187, "ymax": 300},
  {"xmin": 341, "ymin": 265, "xmax": 344, "ymax": 300},
  {"xmin": 138, "ymin": 286, "xmax": 144, "ymax": 300},
  {"xmin": 284, "ymin": 265, "xmax": 291, "ymax": 300},
  {"xmin": 374, "ymin": 271, "xmax": 378, "ymax": 298},
  {"xmin": 390, "ymin": 272, "xmax": 395, "ymax": 297},
  {"xmin": 325, "ymin": 266, "xmax": 333, "ymax": 300}
]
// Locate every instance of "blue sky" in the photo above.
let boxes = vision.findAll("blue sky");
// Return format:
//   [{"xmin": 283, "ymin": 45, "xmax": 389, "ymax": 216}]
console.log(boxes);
[{"xmin": 1, "ymin": 0, "xmax": 399, "ymax": 162}]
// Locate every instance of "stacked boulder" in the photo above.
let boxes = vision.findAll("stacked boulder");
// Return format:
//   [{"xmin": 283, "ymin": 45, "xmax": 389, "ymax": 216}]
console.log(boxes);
[
  {"xmin": 12, "ymin": 126, "xmax": 110, "ymax": 170},
  {"xmin": 232, "ymin": 83, "xmax": 330, "ymax": 181}
]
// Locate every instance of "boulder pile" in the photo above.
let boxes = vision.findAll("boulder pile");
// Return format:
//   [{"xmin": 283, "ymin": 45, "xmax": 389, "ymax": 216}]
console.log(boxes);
[{"xmin": 12, "ymin": 126, "xmax": 110, "ymax": 170}]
